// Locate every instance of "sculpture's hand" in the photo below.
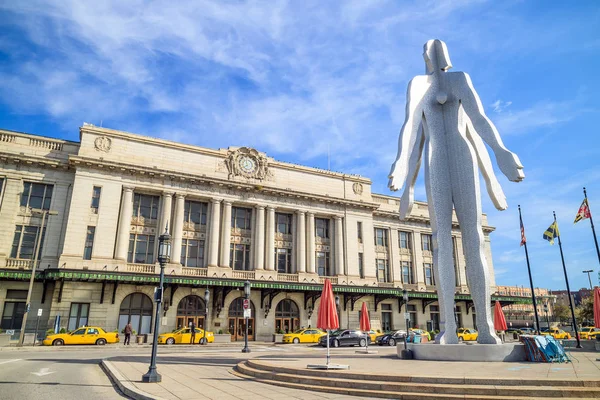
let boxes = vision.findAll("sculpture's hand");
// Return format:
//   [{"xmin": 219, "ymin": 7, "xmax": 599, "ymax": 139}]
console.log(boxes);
[
  {"xmin": 388, "ymin": 161, "xmax": 405, "ymax": 191},
  {"xmin": 496, "ymin": 149, "xmax": 525, "ymax": 182},
  {"xmin": 399, "ymin": 188, "xmax": 414, "ymax": 220}
]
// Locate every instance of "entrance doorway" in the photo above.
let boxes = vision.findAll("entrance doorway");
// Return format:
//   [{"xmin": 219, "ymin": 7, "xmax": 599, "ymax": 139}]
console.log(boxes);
[
  {"xmin": 176, "ymin": 295, "xmax": 206, "ymax": 330},
  {"xmin": 228, "ymin": 297, "xmax": 255, "ymax": 341},
  {"xmin": 275, "ymin": 299, "xmax": 300, "ymax": 333},
  {"xmin": 381, "ymin": 303, "xmax": 392, "ymax": 331}
]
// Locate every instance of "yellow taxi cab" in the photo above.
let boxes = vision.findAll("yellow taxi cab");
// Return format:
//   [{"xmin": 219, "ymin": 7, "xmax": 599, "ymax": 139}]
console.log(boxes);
[
  {"xmin": 282, "ymin": 328, "xmax": 326, "ymax": 344},
  {"xmin": 409, "ymin": 329, "xmax": 432, "ymax": 341},
  {"xmin": 365, "ymin": 330, "xmax": 380, "ymax": 343},
  {"xmin": 43, "ymin": 326, "xmax": 119, "ymax": 346},
  {"xmin": 157, "ymin": 327, "xmax": 214, "ymax": 344},
  {"xmin": 581, "ymin": 327, "xmax": 600, "ymax": 340},
  {"xmin": 544, "ymin": 328, "xmax": 571, "ymax": 340},
  {"xmin": 457, "ymin": 328, "xmax": 478, "ymax": 341}
]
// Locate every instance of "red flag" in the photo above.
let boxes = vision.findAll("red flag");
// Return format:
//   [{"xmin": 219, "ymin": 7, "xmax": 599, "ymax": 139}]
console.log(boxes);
[
  {"xmin": 520, "ymin": 218, "xmax": 527, "ymax": 247},
  {"xmin": 574, "ymin": 198, "xmax": 591, "ymax": 224}
]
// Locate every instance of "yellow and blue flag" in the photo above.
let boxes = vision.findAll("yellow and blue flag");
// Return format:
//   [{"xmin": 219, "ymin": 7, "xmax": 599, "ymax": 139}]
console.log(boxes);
[{"xmin": 543, "ymin": 221, "xmax": 559, "ymax": 245}]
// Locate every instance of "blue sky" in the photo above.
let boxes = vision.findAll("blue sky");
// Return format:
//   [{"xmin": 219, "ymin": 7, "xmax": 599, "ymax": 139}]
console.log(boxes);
[{"xmin": 1, "ymin": 0, "xmax": 599, "ymax": 291}]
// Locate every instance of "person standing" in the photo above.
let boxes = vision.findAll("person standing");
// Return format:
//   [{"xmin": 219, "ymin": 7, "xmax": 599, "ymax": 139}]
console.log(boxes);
[
  {"xmin": 124, "ymin": 322, "xmax": 132, "ymax": 345},
  {"xmin": 190, "ymin": 321, "xmax": 196, "ymax": 344}
]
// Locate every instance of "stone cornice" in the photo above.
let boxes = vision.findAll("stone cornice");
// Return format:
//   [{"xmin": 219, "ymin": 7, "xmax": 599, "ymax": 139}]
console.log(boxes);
[
  {"xmin": 69, "ymin": 155, "xmax": 380, "ymax": 211},
  {"xmin": 0, "ymin": 151, "xmax": 70, "ymax": 170}
]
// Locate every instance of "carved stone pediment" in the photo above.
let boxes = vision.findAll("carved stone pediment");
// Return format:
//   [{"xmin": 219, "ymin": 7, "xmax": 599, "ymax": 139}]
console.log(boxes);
[{"xmin": 224, "ymin": 147, "xmax": 270, "ymax": 180}]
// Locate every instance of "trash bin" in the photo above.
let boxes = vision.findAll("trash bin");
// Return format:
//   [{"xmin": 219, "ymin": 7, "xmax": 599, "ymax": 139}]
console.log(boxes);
[{"xmin": 136, "ymin": 335, "xmax": 144, "ymax": 344}]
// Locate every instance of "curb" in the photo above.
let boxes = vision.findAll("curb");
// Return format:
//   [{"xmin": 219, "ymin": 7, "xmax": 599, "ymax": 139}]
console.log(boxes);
[
  {"xmin": 101, "ymin": 359, "xmax": 168, "ymax": 400},
  {"xmin": 0, "ymin": 341, "xmax": 281, "ymax": 352}
]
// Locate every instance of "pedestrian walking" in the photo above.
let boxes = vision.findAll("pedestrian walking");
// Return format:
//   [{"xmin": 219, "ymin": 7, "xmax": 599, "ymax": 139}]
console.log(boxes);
[
  {"xmin": 190, "ymin": 321, "xmax": 196, "ymax": 344},
  {"xmin": 124, "ymin": 322, "xmax": 132, "ymax": 345}
]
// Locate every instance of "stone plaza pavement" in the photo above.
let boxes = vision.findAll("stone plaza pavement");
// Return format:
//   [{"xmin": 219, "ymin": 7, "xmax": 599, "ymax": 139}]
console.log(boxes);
[{"xmin": 101, "ymin": 344, "xmax": 600, "ymax": 400}]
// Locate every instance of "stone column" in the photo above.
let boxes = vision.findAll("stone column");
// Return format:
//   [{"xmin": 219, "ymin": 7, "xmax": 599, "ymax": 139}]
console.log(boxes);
[
  {"xmin": 296, "ymin": 211, "xmax": 306, "ymax": 273},
  {"xmin": 265, "ymin": 206, "xmax": 275, "ymax": 271},
  {"xmin": 220, "ymin": 201, "xmax": 232, "ymax": 267},
  {"xmin": 115, "ymin": 186, "xmax": 134, "ymax": 260},
  {"xmin": 334, "ymin": 216, "xmax": 344, "ymax": 276},
  {"xmin": 158, "ymin": 192, "xmax": 173, "ymax": 235},
  {"xmin": 307, "ymin": 212, "xmax": 316, "ymax": 273},
  {"xmin": 170, "ymin": 194, "xmax": 185, "ymax": 265},
  {"xmin": 254, "ymin": 205, "xmax": 265, "ymax": 270},
  {"xmin": 207, "ymin": 199, "xmax": 221, "ymax": 267}
]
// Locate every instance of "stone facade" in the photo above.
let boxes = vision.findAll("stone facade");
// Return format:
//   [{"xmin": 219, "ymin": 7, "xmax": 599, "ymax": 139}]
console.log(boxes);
[{"xmin": 0, "ymin": 126, "xmax": 522, "ymax": 340}]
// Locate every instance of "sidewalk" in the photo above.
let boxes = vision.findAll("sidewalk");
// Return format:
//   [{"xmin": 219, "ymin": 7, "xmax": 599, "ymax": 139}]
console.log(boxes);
[
  {"xmin": 101, "ymin": 346, "xmax": 600, "ymax": 400},
  {"xmin": 0, "ymin": 341, "xmax": 279, "ymax": 352}
]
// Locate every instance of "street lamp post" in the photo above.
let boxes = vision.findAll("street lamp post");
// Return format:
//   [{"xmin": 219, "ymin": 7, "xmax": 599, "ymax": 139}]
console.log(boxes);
[
  {"xmin": 335, "ymin": 295, "xmax": 340, "ymax": 327},
  {"xmin": 18, "ymin": 208, "xmax": 58, "ymax": 347},
  {"xmin": 242, "ymin": 280, "xmax": 251, "ymax": 353},
  {"xmin": 583, "ymin": 270, "xmax": 594, "ymax": 290},
  {"xmin": 543, "ymin": 302, "xmax": 550, "ymax": 330},
  {"xmin": 202, "ymin": 288, "xmax": 210, "ymax": 345},
  {"xmin": 400, "ymin": 289, "xmax": 413, "ymax": 359},
  {"xmin": 142, "ymin": 227, "xmax": 171, "ymax": 383}
]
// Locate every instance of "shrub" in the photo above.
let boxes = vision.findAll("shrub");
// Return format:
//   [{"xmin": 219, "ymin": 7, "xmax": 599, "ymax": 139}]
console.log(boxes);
[
  {"xmin": 276, "ymin": 329, "xmax": 284, "ymax": 334},
  {"xmin": 217, "ymin": 329, "xmax": 223, "ymax": 334},
  {"xmin": 46, "ymin": 329, "xmax": 55, "ymax": 335},
  {"xmin": 59, "ymin": 328, "xmax": 67, "ymax": 334}
]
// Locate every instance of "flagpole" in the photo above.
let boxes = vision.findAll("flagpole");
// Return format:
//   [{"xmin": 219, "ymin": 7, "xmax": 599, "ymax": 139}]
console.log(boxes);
[
  {"xmin": 584, "ymin": 187, "xmax": 600, "ymax": 267},
  {"xmin": 554, "ymin": 211, "xmax": 582, "ymax": 348},
  {"xmin": 519, "ymin": 205, "xmax": 541, "ymax": 334}
]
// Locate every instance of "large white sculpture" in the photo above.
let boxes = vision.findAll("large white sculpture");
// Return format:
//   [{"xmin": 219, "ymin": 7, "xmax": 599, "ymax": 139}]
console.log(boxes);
[{"xmin": 389, "ymin": 39, "xmax": 524, "ymax": 344}]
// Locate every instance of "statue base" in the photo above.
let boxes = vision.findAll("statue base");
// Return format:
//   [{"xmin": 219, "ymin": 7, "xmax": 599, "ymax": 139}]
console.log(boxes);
[{"xmin": 402, "ymin": 343, "xmax": 526, "ymax": 362}]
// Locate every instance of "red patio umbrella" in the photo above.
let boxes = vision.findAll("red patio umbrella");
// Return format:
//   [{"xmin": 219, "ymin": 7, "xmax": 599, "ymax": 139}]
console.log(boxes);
[
  {"xmin": 594, "ymin": 287, "xmax": 600, "ymax": 328},
  {"xmin": 493, "ymin": 301, "xmax": 508, "ymax": 331},
  {"xmin": 317, "ymin": 279, "xmax": 339, "ymax": 365},
  {"xmin": 359, "ymin": 302, "xmax": 371, "ymax": 350}
]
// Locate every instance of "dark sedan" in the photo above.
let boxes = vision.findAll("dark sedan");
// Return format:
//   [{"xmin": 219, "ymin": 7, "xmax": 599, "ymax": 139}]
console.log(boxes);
[
  {"xmin": 318, "ymin": 329, "xmax": 368, "ymax": 348},
  {"xmin": 375, "ymin": 330, "xmax": 407, "ymax": 346}
]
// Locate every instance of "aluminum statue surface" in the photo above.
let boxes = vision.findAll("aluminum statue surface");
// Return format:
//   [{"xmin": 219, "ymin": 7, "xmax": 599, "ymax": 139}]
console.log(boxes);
[{"xmin": 388, "ymin": 39, "xmax": 524, "ymax": 344}]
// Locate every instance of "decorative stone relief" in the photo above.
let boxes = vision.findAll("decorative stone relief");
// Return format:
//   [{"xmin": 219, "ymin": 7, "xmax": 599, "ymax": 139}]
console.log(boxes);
[
  {"xmin": 352, "ymin": 182, "xmax": 363, "ymax": 195},
  {"xmin": 94, "ymin": 136, "xmax": 112, "ymax": 152},
  {"xmin": 224, "ymin": 147, "xmax": 270, "ymax": 180}
]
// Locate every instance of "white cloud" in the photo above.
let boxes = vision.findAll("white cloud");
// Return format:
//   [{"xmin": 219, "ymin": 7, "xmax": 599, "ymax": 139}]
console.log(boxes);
[{"xmin": 491, "ymin": 99, "xmax": 512, "ymax": 113}]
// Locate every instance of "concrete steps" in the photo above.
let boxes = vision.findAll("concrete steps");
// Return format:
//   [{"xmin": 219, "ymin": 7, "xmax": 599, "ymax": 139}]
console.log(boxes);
[{"xmin": 233, "ymin": 360, "xmax": 600, "ymax": 399}]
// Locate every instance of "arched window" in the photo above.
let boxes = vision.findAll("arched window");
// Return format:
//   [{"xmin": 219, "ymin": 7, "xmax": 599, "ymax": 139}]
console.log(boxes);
[
  {"xmin": 118, "ymin": 293, "xmax": 153, "ymax": 334},
  {"xmin": 228, "ymin": 297, "xmax": 255, "ymax": 341},
  {"xmin": 228, "ymin": 297, "xmax": 255, "ymax": 317},
  {"xmin": 275, "ymin": 299, "xmax": 300, "ymax": 333},
  {"xmin": 176, "ymin": 295, "xmax": 207, "ymax": 330}
]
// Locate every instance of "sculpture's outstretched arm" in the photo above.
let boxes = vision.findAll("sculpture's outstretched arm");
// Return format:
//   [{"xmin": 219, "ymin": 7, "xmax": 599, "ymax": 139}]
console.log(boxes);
[
  {"xmin": 458, "ymin": 73, "xmax": 525, "ymax": 182},
  {"xmin": 399, "ymin": 122, "xmax": 425, "ymax": 219},
  {"xmin": 388, "ymin": 77, "xmax": 426, "ymax": 191}
]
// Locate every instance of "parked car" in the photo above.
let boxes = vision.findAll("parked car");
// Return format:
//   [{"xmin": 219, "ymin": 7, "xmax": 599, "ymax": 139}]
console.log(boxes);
[
  {"xmin": 588, "ymin": 330, "xmax": 600, "ymax": 340},
  {"xmin": 580, "ymin": 327, "xmax": 600, "ymax": 340},
  {"xmin": 282, "ymin": 328, "xmax": 326, "ymax": 344},
  {"xmin": 318, "ymin": 329, "xmax": 368, "ymax": 348},
  {"xmin": 157, "ymin": 327, "xmax": 214, "ymax": 344},
  {"xmin": 43, "ymin": 326, "xmax": 119, "ymax": 346},
  {"xmin": 544, "ymin": 328, "xmax": 571, "ymax": 340},
  {"xmin": 457, "ymin": 328, "xmax": 478, "ymax": 341},
  {"xmin": 376, "ymin": 330, "xmax": 407, "ymax": 346},
  {"xmin": 519, "ymin": 327, "xmax": 536, "ymax": 334}
]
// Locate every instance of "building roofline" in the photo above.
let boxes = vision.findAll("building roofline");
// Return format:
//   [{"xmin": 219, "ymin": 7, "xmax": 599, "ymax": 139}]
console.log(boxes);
[{"xmin": 0, "ymin": 128, "xmax": 80, "ymax": 145}]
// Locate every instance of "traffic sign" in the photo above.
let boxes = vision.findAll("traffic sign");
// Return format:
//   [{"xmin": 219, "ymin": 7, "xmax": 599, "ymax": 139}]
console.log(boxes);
[
  {"xmin": 243, "ymin": 309, "xmax": 251, "ymax": 319},
  {"xmin": 403, "ymin": 312, "xmax": 410, "ymax": 320},
  {"xmin": 37, "ymin": 309, "xmax": 43, "ymax": 317},
  {"xmin": 243, "ymin": 299, "xmax": 249, "ymax": 309}
]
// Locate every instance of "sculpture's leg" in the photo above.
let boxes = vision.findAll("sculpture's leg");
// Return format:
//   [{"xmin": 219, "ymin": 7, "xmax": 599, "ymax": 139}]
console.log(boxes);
[
  {"xmin": 449, "ymin": 142, "xmax": 501, "ymax": 345},
  {"xmin": 424, "ymin": 137, "xmax": 458, "ymax": 345}
]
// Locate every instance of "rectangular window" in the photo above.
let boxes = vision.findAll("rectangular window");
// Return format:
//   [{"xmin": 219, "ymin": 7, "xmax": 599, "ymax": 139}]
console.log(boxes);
[
  {"xmin": 424, "ymin": 263, "xmax": 435, "ymax": 285},
  {"xmin": 430, "ymin": 305, "xmax": 440, "ymax": 331},
  {"xmin": 315, "ymin": 218, "xmax": 329, "ymax": 239},
  {"xmin": 128, "ymin": 234, "xmax": 155, "ymax": 264},
  {"xmin": 181, "ymin": 239, "xmax": 205, "ymax": 267},
  {"xmin": 132, "ymin": 194, "xmax": 160, "ymax": 220},
  {"xmin": 376, "ymin": 259, "xmax": 389, "ymax": 283},
  {"xmin": 68, "ymin": 303, "xmax": 90, "ymax": 331},
  {"xmin": 230, "ymin": 243, "xmax": 251, "ymax": 270},
  {"xmin": 399, "ymin": 231, "xmax": 411, "ymax": 249},
  {"xmin": 357, "ymin": 222, "xmax": 363, "ymax": 243},
  {"xmin": 358, "ymin": 253, "xmax": 364, "ymax": 279},
  {"xmin": 276, "ymin": 213, "xmax": 292, "ymax": 234},
  {"xmin": 316, "ymin": 251, "xmax": 330, "ymax": 276},
  {"xmin": 1, "ymin": 302, "xmax": 26, "ymax": 330},
  {"xmin": 20, "ymin": 182, "xmax": 54, "ymax": 210},
  {"xmin": 407, "ymin": 304, "xmax": 417, "ymax": 328},
  {"xmin": 184, "ymin": 200, "xmax": 208, "ymax": 226},
  {"xmin": 91, "ymin": 186, "xmax": 101, "ymax": 213},
  {"xmin": 11, "ymin": 225, "xmax": 45, "ymax": 260},
  {"xmin": 83, "ymin": 226, "xmax": 95, "ymax": 260},
  {"xmin": 232, "ymin": 207, "xmax": 252, "ymax": 230},
  {"xmin": 401, "ymin": 261, "xmax": 413, "ymax": 284},
  {"xmin": 374, "ymin": 228, "xmax": 388, "ymax": 247},
  {"xmin": 6, "ymin": 290, "xmax": 28, "ymax": 299},
  {"xmin": 276, "ymin": 248, "xmax": 292, "ymax": 273},
  {"xmin": 422, "ymin": 234, "xmax": 432, "ymax": 251}
]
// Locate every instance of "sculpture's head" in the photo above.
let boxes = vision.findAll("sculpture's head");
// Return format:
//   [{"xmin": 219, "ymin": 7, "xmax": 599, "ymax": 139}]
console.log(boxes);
[{"xmin": 423, "ymin": 39, "xmax": 452, "ymax": 74}]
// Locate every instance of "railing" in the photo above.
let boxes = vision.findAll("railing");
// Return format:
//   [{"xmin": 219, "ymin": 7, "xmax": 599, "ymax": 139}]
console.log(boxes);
[
  {"xmin": 5, "ymin": 258, "xmax": 34, "ymax": 269},
  {"xmin": 232, "ymin": 270, "xmax": 255, "ymax": 280},
  {"xmin": 318, "ymin": 276, "xmax": 338, "ymax": 285},
  {"xmin": 126, "ymin": 263, "xmax": 155, "ymax": 273},
  {"xmin": 181, "ymin": 267, "xmax": 208, "ymax": 277},
  {"xmin": 0, "ymin": 133, "xmax": 16, "ymax": 143},
  {"xmin": 29, "ymin": 138, "xmax": 63, "ymax": 151},
  {"xmin": 277, "ymin": 273, "xmax": 299, "ymax": 282}
]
